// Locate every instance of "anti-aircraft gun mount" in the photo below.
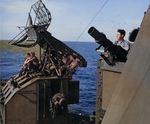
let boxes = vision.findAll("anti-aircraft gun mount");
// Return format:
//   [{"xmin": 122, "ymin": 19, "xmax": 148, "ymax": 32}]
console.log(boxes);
[
  {"xmin": 0, "ymin": 1, "xmax": 87, "ymax": 124},
  {"xmin": 8, "ymin": 0, "xmax": 87, "ymax": 77}
]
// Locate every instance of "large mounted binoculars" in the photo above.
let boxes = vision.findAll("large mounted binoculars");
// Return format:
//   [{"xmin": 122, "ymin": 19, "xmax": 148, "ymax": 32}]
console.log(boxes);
[{"xmin": 88, "ymin": 27, "xmax": 128, "ymax": 62}]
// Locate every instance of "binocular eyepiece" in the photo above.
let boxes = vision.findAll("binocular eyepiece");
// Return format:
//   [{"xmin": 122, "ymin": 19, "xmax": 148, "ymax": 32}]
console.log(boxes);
[{"xmin": 88, "ymin": 26, "xmax": 128, "ymax": 62}]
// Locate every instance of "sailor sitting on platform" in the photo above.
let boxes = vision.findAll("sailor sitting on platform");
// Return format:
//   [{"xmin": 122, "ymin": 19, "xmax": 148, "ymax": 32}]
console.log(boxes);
[
  {"xmin": 26, "ymin": 52, "xmax": 39, "ymax": 72},
  {"xmin": 19, "ymin": 53, "xmax": 31, "ymax": 77}
]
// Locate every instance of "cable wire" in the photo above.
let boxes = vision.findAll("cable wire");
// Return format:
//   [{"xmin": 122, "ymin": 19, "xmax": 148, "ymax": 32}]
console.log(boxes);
[{"xmin": 70, "ymin": 0, "xmax": 108, "ymax": 49}]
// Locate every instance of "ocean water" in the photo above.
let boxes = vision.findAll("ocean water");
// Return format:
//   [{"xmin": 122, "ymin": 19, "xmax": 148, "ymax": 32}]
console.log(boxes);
[{"xmin": 0, "ymin": 42, "xmax": 101, "ymax": 116}]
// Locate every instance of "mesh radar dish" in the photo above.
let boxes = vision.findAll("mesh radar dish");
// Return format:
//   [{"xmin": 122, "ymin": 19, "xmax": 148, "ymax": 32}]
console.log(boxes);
[{"xmin": 8, "ymin": 0, "xmax": 52, "ymax": 47}]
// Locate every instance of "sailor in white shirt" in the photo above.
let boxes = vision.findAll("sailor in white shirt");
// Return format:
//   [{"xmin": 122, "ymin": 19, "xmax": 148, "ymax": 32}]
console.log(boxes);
[{"xmin": 114, "ymin": 29, "xmax": 130, "ymax": 51}]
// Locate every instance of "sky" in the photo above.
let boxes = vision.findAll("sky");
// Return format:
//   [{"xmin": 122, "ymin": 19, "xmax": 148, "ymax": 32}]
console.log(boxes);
[{"xmin": 0, "ymin": 0, "xmax": 149, "ymax": 42}]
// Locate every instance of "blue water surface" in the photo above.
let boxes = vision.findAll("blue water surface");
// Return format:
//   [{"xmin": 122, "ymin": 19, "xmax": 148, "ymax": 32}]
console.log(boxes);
[
  {"xmin": 0, "ymin": 42, "xmax": 100, "ymax": 116},
  {"xmin": 0, "ymin": 50, "xmax": 26, "ymax": 79}
]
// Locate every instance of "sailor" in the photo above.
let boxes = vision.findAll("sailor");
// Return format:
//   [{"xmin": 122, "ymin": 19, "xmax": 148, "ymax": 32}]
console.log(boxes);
[
  {"xmin": 114, "ymin": 29, "xmax": 130, "ymax": 51},
  {"xmin": 50, "ymin": 93, "xmax": 67, "ymax": 118},
  {"xmin": 27, "ymin": 52, "xmax": 39, "ymax": 72},
  {"xmin": 113, "ymin": 29, "xmax": 130, "ymax": 62},
  {"xmin": 19, "ymin": 53, "xmax": 31, "ymax": 77}
]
